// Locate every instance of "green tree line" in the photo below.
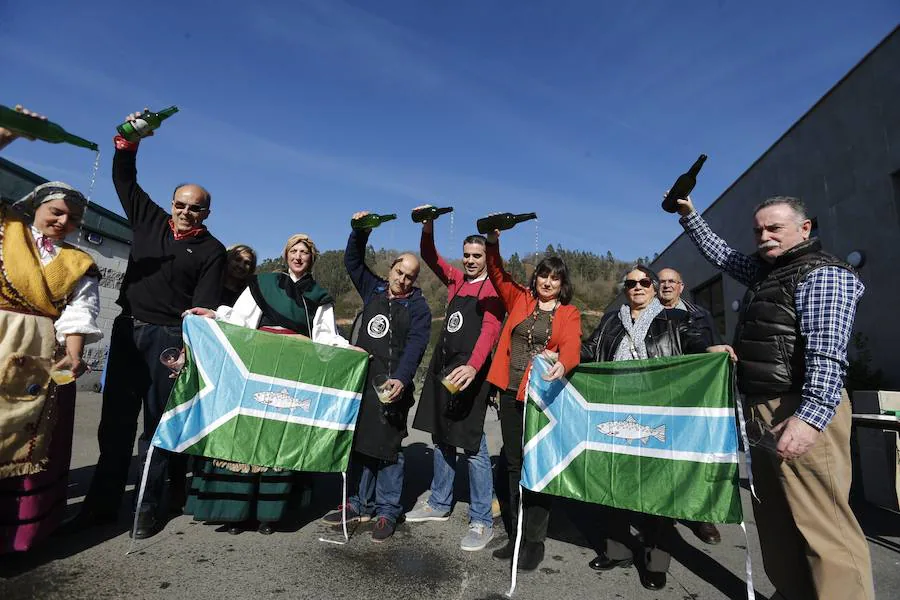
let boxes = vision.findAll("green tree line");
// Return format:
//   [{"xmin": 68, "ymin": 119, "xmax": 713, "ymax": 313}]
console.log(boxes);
[{"xmin": 257, "ymin": 244, "xmax": 635, "ymax": 386}]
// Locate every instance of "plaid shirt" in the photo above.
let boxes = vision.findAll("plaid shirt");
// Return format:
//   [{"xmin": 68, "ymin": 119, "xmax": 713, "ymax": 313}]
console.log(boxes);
[{"xmin": 680, "ymin": 211, "xmax": 864, "ymax": 430}]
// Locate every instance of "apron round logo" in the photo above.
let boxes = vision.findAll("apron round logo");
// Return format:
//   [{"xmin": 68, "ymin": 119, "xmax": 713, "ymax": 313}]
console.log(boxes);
[
  {"xmin": 366, "ymin": 314, "xmax": 390, "ymax": 339},
  {"xmin": 446, "ymin": 311, "xmax": 463, "ymax": 333}
]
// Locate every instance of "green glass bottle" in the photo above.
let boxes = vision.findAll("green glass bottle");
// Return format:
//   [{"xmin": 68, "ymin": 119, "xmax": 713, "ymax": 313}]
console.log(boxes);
[
  {"xmin": 0, "ymin": 105, "xmax": 98, "ymax": 151},
  {"xmin": 351, "ymin": 213, "xmax": 397, "ymax": 230},
  {"xmin": 116, "ymin": 106, "xmax": 179, "ymax": 142},
  {"xmin": 411, "ymin": 205, "xmax": 453, "ymax": 223},
  {"xmin": 476, "ymin": 212, "xmax": 537, "ymax": 234},
  {"xmin": 661, "ymin": 154, "xmax": 707, "ymax": 213}
]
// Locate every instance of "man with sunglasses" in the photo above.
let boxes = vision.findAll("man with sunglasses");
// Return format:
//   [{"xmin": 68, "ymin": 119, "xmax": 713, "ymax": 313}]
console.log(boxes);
[
  {"xmin": 674, "ymin": 195, "xmax": 873, "ymax": 600},
  {"xmin": 70, "ymin": 111, "xmax": 226, "ymax": 539}
]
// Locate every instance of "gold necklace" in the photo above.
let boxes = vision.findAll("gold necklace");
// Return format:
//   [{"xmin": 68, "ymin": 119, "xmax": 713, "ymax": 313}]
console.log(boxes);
[{"xmin": 526, "ymin": 300, "xmax": 558, "ymax": 356}]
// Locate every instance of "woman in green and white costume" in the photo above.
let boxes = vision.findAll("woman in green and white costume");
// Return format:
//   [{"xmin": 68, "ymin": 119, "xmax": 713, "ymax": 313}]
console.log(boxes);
[{"xmin": 185, "ymin": 233, "xmax": 348, "ymax": 534}]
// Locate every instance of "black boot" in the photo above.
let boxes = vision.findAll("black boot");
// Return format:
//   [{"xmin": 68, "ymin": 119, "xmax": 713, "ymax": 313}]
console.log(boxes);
[
  {"xmin": 492, "ymin": 538, "xmax": 516, "ymax": 559},
  {"xmin": 130, "ymin": 512, "xmax": 160, "ymax": 540},
  {"xmin": 518, "ymin": 541, "xmax": 545, "ymax": 571}
]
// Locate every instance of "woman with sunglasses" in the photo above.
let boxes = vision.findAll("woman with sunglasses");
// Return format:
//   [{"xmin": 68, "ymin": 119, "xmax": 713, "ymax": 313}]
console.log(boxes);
[
  {"xmin": 579, "ymin": 265, "xmax": 713, "ymax": 590},
  {"xmin": 484, "ymin": 229, "xmax": 582, "ymax": 571},
  {"xmin": 185, "ymin": 233, "xmax": 348, "ymax": 535}
]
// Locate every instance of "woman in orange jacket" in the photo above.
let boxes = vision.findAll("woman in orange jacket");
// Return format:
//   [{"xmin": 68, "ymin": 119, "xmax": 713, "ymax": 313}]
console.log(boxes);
[{"xmin": 484, "ymin": 229, "xmax": 581, "ymax": 571}]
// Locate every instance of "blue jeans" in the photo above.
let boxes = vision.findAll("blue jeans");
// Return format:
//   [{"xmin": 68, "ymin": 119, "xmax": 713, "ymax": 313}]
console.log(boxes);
[
  {"xmin": 427, "ymin": 434, "xmax": 493, "ymax": 527},
  {"xmin": 349, "ymin": 451, "xmax": 405, "ymax": 523},
  {"xmin": 84, "ymin": 316, "xmax": 184, "ymax": 517}
]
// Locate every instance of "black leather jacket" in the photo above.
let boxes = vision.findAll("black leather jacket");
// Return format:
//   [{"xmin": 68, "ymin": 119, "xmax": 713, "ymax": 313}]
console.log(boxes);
[{"xmin": 581, "ymin": 307, "xmax": 713, "ymax": 363}]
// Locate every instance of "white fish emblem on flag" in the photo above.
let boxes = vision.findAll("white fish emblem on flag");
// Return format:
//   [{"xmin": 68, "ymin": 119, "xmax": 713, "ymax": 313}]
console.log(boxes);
[
  {"xmin": 253, "ymin": 389, "xmax": 311, "ymax": 411},
  {"xmin": 597, "ymin": 415, "xmax": 665, "ymax": 445}
]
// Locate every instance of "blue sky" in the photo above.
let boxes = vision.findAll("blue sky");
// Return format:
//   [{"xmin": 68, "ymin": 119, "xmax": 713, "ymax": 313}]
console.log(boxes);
[{"xmin": 2, "ymin": 1, "xmax": 898, "ymax": 262}]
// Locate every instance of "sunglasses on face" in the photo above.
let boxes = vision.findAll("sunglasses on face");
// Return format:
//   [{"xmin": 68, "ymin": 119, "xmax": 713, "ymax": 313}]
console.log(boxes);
[
  {"xmin": 172, "ymin": 201, "xmax": 208, "ymax": 214},
  {"xmin": 624, "ymin": 278, "xmax": 653, "ymax": 290}
]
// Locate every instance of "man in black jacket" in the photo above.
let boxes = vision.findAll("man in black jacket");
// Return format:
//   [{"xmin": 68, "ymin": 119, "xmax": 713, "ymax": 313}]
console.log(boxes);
[
  {"xmin": 658, "ymin": 268, "xmax": 721, "ymax": 344},
  {"xmin": 72, "ymin": 112, "xmax": 226, "ymax": 539}
]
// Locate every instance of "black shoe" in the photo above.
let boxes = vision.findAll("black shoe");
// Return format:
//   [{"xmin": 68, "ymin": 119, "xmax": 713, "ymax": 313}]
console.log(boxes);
[
  {"xmin": 168, "ymin": 488, "xmax": 187, "ymax": 515},
  {"xmin": 695, "ymin": 522, "xmax": 721, "ymax": 545},
  {"xmin": 492, "ymin": 539, "xmax": 516, "ymax": 560},
  {"xmin": 227, "ymin": 524, "xmax": 243, "ymax": 535},
  {"xmin": 57, "ymin": 508, "xmax": 118, "ymax": 535},
  {"xmin": 370, "ymin": 516, "xmax": 396, "ymax": 543},
  {"xmin": 588, "ymin": 553, "xmax": 633, "ymax": 571},
  {"xmin": 258, "ymin": 522, "xmax": 274, "ymax": 535},
  {"xmin": 130, "ymin": 512, "xmax": 159, "ymax": 540},
  {"xmin": 638, "ymin": 569, "xmax": 666, "ymax": 590},
  {"xmin": 518, "ymin": 542, "xmax": 545, "ymax": 572}
]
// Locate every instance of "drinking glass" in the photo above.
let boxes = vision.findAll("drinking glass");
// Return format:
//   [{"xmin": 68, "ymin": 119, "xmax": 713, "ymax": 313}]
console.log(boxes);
[{"xmin": 160, "ymin": 347, "xmax": 185, "ymax": 378}]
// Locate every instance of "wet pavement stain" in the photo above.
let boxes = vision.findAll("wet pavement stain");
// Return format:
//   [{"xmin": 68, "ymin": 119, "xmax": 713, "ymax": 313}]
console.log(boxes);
[
  {"xmin": 323, "ymin": 542, "xmax": 457, "ymax": 587},
  {"xmin": 159, "ymin": 582, "xmax": 171, "ymax": 589}
]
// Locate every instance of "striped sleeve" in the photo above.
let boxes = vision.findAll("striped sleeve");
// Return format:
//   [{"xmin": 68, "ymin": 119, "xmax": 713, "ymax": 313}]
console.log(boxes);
[
  {"xmin": 680, "ymin": 211, "xmax": 759, "ymax": 287},
  {"xmin": 794, "ymin": 266, "xmax": 864, "ymax": 430}
]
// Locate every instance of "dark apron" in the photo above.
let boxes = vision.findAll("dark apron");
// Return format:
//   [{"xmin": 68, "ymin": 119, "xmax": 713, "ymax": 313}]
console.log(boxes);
[
  {"xmin": 351, "ymin": 293, "xmax": 413, "ymax": 462},
  {"xmin": 412, "ymin": 282, "xmax": 490, "ymax": 452}
]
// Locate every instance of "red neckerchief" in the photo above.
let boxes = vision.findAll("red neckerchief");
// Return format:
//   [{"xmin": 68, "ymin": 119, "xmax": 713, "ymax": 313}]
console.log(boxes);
[{"xmin": 168, "ymin": 218, "xmax": 207, "ymax": 241}]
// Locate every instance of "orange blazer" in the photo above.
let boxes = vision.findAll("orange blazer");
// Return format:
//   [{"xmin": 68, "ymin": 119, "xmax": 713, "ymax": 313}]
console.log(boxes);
[{"xmin": 485, "ymin": 241, "xmax": 582, "ymax": 401}]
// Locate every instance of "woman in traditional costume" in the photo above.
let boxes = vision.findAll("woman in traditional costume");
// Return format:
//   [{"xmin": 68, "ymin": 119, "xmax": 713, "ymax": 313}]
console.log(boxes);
[
  {"xmin": 185, "ymin": 233, "xmax": 347, "ymax": 534},
  {"xmin": 0, "ymin": 182, "xmax": 102, "ymax": 552}
]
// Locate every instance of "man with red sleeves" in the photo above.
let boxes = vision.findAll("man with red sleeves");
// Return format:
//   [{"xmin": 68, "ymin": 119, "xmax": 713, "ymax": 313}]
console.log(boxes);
[{"xmin": 407, "ymin": 207, "xmax": 505, "ymax": 552}]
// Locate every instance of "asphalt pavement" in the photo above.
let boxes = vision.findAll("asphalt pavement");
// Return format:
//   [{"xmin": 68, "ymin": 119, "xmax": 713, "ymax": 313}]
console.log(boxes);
[{"xmin": 1, "ymin": 392, "xmax": 898, "ymax": 600}]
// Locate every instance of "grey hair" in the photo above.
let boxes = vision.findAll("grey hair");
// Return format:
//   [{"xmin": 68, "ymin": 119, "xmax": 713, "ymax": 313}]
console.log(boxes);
[
  {"xmin": 619, "ymin": 264, "xmax": 659, "ymax": 292},
  {"xmin": 753, "ymin": 196, "xmax": 808, "ymax": 223}
]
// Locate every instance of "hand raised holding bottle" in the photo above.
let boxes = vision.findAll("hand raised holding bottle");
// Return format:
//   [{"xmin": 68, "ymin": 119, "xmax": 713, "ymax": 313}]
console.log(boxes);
[
  {"xmin": 411, "ymin": 204, "xmax": 452, "ymax": 226},
  {"xmin": 116, "ymin": 106, "xmax": 179, "ymax": 142},
  {"xmin": 351, "ymin": 210, "xmax": 396, "ymax": 230},
  {"xmin": 1, "ymin": 105, "xmax": 47, "ymax": 140},
  {"xmin": 118, "ymin": 109, "xmax": 154, "ymax": 141},
  {"xmin": 674, "ymin": 194, "xmax": 695, "ymax": 217},
  {"xmin": 0, "ymin": 104, "xmax": 96, "ymax": 152},
  {"xmin": 0, "ymin": 105, "xmax": 46, "ymax": 151},
  {"xmin": 476, "ymin": 211, "xmax": 537, "ymax": 235}
]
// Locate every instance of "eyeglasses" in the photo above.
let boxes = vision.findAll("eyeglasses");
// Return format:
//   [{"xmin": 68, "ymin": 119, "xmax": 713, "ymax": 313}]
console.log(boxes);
[
  {"xmin": 659, "ymin": 279, "xmax": 682, "ymax": 286},
  {"xmin": 624, "ymin": 278, "xmax": 653, "ymax": 290},
  {"xmin": 173, "ymin": 201, "xmax": 208, "ymax": 214}
]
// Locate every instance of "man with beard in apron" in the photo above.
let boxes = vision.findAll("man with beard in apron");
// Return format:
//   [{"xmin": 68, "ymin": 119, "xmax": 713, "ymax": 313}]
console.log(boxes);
[
  {"xmin": 407, "ymin": 210, "xmax": 505, "ymax": 552},
  {"xmin": 321, "ymin": 211, "xmax": 432, "ymax": 543}
]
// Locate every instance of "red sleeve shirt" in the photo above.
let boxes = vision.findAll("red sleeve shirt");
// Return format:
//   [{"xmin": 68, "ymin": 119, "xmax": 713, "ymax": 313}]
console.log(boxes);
[{"xmin": 421, "ymin": 232, "xmax": 505, "ymax": 372}]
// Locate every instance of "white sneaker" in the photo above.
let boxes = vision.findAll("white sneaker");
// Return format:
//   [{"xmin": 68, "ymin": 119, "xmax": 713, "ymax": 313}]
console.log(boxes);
[
  {"xmin": 404, "ymin": 502, "xmax": 450, "ymax": 523},
  {"xmin": 460, "ymin": 522, "xmax": 494, "ymax": 551}
]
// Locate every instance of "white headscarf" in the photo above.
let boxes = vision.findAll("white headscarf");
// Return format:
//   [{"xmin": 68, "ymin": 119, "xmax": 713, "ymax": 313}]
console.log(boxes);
[{"xmin": 13, "ymin": 181, "xmax": 87, "ymax": 214}]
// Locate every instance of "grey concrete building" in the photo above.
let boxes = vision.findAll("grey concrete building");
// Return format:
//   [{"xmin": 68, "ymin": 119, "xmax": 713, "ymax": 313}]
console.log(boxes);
[
  {"xmin": 0, "ymin": 156, "xmax": 132, "ymax": 390},
  {"xmin": 624, "ymin": 26, "xmax": 900, "ymax": 389}
]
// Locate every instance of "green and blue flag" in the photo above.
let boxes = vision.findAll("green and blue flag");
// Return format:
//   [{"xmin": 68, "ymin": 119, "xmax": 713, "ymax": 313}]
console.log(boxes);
[
  {"xmin": 522, "ymin": 353, "xmax": 742, "ymax": 523},
  {"xmin": 152, "ymin": 315, "xmax": 368, "ymax": 473}
]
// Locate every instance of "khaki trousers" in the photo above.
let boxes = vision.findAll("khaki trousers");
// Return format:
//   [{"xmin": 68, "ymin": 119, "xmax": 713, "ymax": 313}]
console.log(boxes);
[{"xmin": 746, "ymin": 391, "xmax": 874, "ymax": 600}]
